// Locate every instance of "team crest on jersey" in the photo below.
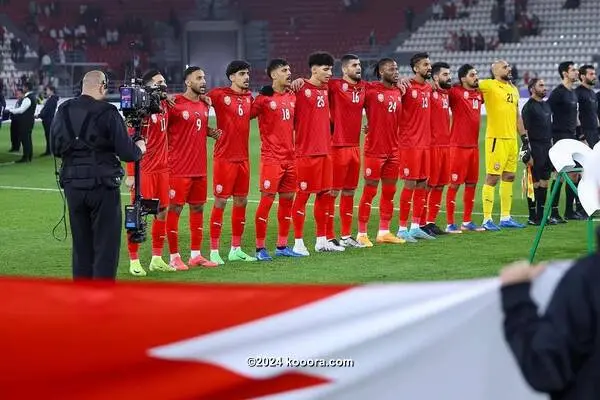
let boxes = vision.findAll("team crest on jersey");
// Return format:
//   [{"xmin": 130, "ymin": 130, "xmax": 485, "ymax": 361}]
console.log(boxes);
[
  {"xmin": 215, "ymin": 184, "xmax": 223, "ymax": 194},
  {"xmin": 494, "ymin": 162, "xmax": 501, "ymax": 171},
  {"xmin": 300, "ymin": 181, "xmax": 308, "ymax": 190},
  {"xmin": 151, "ymin": 114, "xmax": 158, "ymax": 123},
  {"xmin": 365, "ymin": 168, "xmax": 372, "ymax": 177},
  {"xmin": 304, "ymin": 89, "xmax": 311, "ymax": 98},
  {"xmin": 377, "ymin": 93, "xmax": 384, "ymax": 102},
  {"xmin": 263, "ymin": 180, "xmax": 271, "ymax": 189},
  {"xmin": 433, "ymin": 92, "xmax": 438, "ymax": 99},
  {"xmin": 451, "ymin": 173, "xmax": 458, "ymax": 182},
  {"xmin": 224, "ymin": 96, "xmax": 231, "ymax": 105},
  {"xmin": 169, "ymin": 189, "xmax": 176, "ymax": 199},
  {"xmin": 411, "ymin": 90, "xmax": 417, "ymax": 99},
  {"xmin": 182, "ymin": 110, "xmax": 189, "ymax": 120},
  {"xmin": 342, "ymin": 82, "xmax": 349, "ymax": 91},
  {"xmin": 464, "ymin": 91, "xmax": 469, "ymax": 99},
  {"xmin": 269, "ymin": 101, "xmax": 277, "ymax": 110},
  {"xmin": 403, "ymin": 168, "xmax": 410, "ymax": 176}
]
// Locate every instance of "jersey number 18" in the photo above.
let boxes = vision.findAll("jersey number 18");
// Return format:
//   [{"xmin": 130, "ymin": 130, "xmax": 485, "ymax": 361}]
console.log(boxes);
[{"xmin": 281, "ymin": 108, "xmax": 291, "ymax": 120}]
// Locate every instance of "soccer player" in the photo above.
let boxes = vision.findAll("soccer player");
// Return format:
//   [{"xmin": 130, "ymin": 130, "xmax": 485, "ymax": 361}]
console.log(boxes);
[
  {"xmin": 547, "ymin": 61, "xmax": 584, "ymax": 221},
  {"xmin": 396, "ymin": 52, "xmax": 435, "ymax": 242},
  {"xmin": 208, "ymin": 60, "xmax": 257, "ymax": 264},
  {"xmin": 521, "ymin": 78, "xmax": 553, "ymax": 225},
  {"xmin": 251, "ymin": 58, "xmax": 303, "ymax": 260},
  {"xmin": 356, "ymin": 58, "xmax": 405, "ymax": 246},
  {"xmin": 125, "ymin": 70, "xmax": 176, "ymax": 276},
  {"xmin": 575, "ymin": 64, "xmax": 599, "ymax": 149},
  {"xmin": 326, "ymin": 54, "xmax": 368, "ymax": 248},
  {"xmin": 292, "ymin": 52, "xmax": 344, "ymax": 254},
  {"xmin": 446, "ymin": 64, "xmax": 484, "ymax": 233},
  {"xmin": 421, "ymin": 61, "xmax": 452, "ymax": 236},
  {"xmin": 478, "ymin": 60, "xmax": 526, "ymax": 230},
  {"xmin": 165, "ymin": 66, "xmax": 219, "ymax": 270}
]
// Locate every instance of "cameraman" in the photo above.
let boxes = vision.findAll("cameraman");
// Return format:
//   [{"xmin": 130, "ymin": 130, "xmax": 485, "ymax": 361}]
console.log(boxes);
[
  {"xmin": 50, "ymin": 70, "xmax": 146, "ymax": 280},
  {"xmin": 124, "ymin": 69, "xmax": 176, "ymax": 276}
]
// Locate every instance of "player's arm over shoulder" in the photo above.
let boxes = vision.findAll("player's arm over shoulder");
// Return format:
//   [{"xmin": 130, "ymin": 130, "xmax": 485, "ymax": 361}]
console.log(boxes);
[
  {"xmin": 478, "ymin": 79, "xmax": 493, "ymax": 93},
  {"xmin": 250, "ymin": 94, "xmax": 264, "ymax": 118}
]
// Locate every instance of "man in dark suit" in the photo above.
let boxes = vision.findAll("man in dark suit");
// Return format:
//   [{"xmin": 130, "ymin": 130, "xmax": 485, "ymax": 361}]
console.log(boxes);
[
  {"xmin": 5, "ymin": 82, "xmax": 37, "ymax": 163},
  {"xmin": 37, "ymin": 85, "xmax": 59, "ymax": 156},
  {"xmin": 8, "ymin": 88, "xmax": 23, "ymax": 153}
]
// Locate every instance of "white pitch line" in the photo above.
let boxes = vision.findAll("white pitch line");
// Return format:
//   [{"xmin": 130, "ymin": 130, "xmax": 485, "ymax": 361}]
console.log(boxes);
[{"xmin": 0, "ymin": 184, "xmax": 532, "ymax": 218}]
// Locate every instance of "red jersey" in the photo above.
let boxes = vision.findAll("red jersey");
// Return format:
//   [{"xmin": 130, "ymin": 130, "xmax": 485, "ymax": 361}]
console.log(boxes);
[
  {"xmin": 167, "ymin": 94, "xmax": 210, "ymax": 177},
  {"xmin": 430, "ymin": 89, "xmax": 451, "ymax": 147},
  {"xmin": 251, "ymin": 90, "xmax": 296, "ymax": 163},
  {"xmin": 208, "ymin": 87, "xmax": 253, "ymax": 161},
  {"xmin": 125, "ymin": 101, "xmax": 169, "ymax": 176},
  {"xmin": 328, "ymin": 78, "xmax": 365, "ymax": 147},
  {"xmin": 363, "ymin": 82, "xmax": 402, "ymax": 157},
  {"xmin": 294, "ymin": 79, "xmax": 331, "ymax": 157},
  {"xmin": 448, "ymin": 85, "xmax": 483, "ymax": 148},
  {"xmin": 398, "ymin": 80, "xmax": 432, "ymax": 149}
]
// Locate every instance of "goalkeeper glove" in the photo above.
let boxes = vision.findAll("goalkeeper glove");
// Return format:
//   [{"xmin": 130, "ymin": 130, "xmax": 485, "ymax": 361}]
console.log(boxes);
[
  {"xmin": 259, "ymin": 85, "xmax": 274, "ymax": 96},
  {"xmin": 520, "ymin": 134, "xmax": 531, "ymax": 164}
]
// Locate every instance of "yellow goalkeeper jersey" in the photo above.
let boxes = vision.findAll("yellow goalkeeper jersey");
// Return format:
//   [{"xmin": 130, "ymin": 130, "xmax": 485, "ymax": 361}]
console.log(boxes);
[{"xmin": 479, "ymin": 78, "xmax": 520, "ymax": 139}]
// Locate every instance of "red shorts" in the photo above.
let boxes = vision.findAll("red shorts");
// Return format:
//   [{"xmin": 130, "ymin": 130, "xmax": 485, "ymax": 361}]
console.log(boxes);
[
  {"xmin": 398, "ymin": 148, "xmax": 430, "ymax": 180},
  {"xmin": 332, "ymin": 146, "xmax": 360, "ymax": 190},
  {"xmin": 260, "ymin": 162, "xmax": 297, "ymax": 194},
  {"xmin": 450, "ymin": 147, "xmax": 479, "ymax": 185},
  {"xmin": 213, "ymin": 159, "xmax": 250, "ymax": 198},
  {"xmin": 296, "ymin": 155, "xmax": 333, "ymax": 193},
  {"xmin": 364, "ymin": 154, "xmax": 400, "ymax": 181},
  {"xmin": 129, "ymin": 172, "xmax": 170, "ymax": 209},
  {"xmin": 428, "ymin": 147, "xmax": 451, "ymax": 186},
  {"xmin": 169, "ymin": 176, "xmax": 207, "ymax": 205}
]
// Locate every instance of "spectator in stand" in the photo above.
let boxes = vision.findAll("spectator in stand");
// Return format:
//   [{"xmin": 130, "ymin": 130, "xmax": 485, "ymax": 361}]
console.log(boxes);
[
  {"xmin": 474, "ymin": 31, "xmax": 485, "ymax": 51},
  {"xmin": 563, "ymin": 0, "xmax": 580, "ymax": 9},
  {"xmin": 432, "ymin": 1, "xmax": 443, "ymax": 20},
  {"xmin": 405, "ymin": 7, "xmax": 415, "ymax": 32}
]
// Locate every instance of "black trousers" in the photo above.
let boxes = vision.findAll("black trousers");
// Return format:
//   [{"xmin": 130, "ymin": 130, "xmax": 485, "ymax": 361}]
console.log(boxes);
[
  {"xmin": 19, "ymin": 126, "xmax": 33, "ymax": 161},
  {"xmin": 64, "ymin": 184, "xmax": 122, "ymax": 280},
  {"xmin": 10, "ymin": 120, "xmax": 19, "ymax": 151},
  {"xmin": 43, "ymin": 119, "xmax": 52, "ymax": 154}
]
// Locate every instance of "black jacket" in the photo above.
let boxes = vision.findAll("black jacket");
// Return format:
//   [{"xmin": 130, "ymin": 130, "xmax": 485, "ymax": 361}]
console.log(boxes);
[
  {"xmin": 39, "ymin": 94, "xmax": 59, "ymax": 124},
  {"xmin": 502, "ymin": 251, "xmax": 600, "ymax": 400}
]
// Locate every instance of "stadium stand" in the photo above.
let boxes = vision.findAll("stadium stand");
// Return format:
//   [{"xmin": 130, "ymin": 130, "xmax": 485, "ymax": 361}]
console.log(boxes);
[{"xmin": 395, "ymin": 0, "xmax": 600, "ymax": 89}]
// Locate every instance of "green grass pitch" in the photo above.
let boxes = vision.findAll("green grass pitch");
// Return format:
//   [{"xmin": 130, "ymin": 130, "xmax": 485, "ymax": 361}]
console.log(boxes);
[{"xmin": 0, "ymin": 117, "xmax": 595, "ymax": 284}]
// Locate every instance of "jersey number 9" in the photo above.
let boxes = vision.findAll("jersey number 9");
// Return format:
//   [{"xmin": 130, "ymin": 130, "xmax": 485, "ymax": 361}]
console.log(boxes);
[{"xmin": 196, "ymin": 118, "xmax": 202, "ymax": 131}]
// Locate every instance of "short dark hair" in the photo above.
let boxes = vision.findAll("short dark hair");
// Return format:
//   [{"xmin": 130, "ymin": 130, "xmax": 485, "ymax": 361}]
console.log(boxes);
[
  {"xmin": 46, "ymin": 85, "xmax": 56, "ymax": 93},
  {"xmin": 579, "ymin": 64, "xmax": 595, "ymax": 79},
  {"xmin": 458, "ymin": 64, "xmax": 475, "ymax": 80},
  {"xmin": 226, "ymin": 60, "xmax": 251, "ymax": 79},
  {"xmin": 431, "ymin": 62, "xmax": 450, "ymax": 77},
  {"xmin": 142, "ymin": 69, "xmax": 162, "ymax": 85},
  {"xmin": 22, "ymin": 81, "xmax": 31, "ymax": 91},
  {"xmin": 184, "ymin": 66, "xmax": 202, "ymax": 80},
  {"xmin": 266, "ymin": 58, "xmax": 289, "ymax": 78},
  {"xmin": 308, "ymin": 52, "xmax": 334, "ymax": 68},
  {"xmin": 528, "ymin": 78, "xmax": 541, "ymax": 94},
  {"xmin": 341, "ymin": 54, "xmax": 359, "ymax": 66},
  {"xmin": 373, "ymin": 58, "xmax": 396, "ymax": 79},
  {"xmin": 558, "ymin": 61, "xmax": 574, "ymax": 79},
  {"xmin": 409, "ymin": 52, "xmax": 429, "ymax": 71}
]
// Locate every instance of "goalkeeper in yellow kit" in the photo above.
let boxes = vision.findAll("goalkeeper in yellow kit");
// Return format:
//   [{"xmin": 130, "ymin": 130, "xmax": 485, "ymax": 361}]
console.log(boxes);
[{"xmin": 479, "ymin": 60, "xmax": 527, "ymax": 230}]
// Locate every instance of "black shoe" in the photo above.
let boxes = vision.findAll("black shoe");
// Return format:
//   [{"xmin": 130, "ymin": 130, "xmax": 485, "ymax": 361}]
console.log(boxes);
[
  {"xmin": 527, "ymin": 219, "xmax": 540, "ymax": 226},
  {"xmin": 574, "ymin": 210, "xmax": 589, "ymax": 219},
  {"xmin": 565, "ymin": 212, "xmax": 586, "ymax": 221},
  {"xmin": 551, "ymin": 214, "xmax": 567, "ymax": 224},
  {"xmin": 427, "ymin": 223, "xmax": 448, "ymax": 235},
  {"xmin": 420, "ymin": 224, "xmax": 436, "ymax": 237},
  {"xmin": 8, "ymin": 148, "xmax": 19, "ymax": 153}
]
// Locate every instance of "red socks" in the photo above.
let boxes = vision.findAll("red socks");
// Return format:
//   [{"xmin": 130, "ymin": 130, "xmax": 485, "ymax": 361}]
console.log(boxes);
[
  {"xmin": 231, "ymin": 204, "xmax": 246, "ymax": 247},
  {"xmin": 463, "ymin": 185, "xmax": 476, "ymax": 223},
  {"xmin": 358, "ymin": 184, "xmax": 378, "ymax": 233},
  {"xmin": 314, "ymin": 192, "xmax": 328, "ymax": 237},
  {"xmin": 446, "ymin": 186, "xmax": 458, "ymax": 225},
  {"xmin": 412, "ymin": 188, "xmax": 427, "ymax": 225},
  {"xmin": 166, "ymin": 209, "xmax": 181, "ymax": 254},
  {"xmin": 209, "ymin": 206, "xmax": 224, "ymax": 250},
  {"xmin": 151, "ymin": 219, "xmax": 166, "ymax": 257},
  {"xmin": 189, "ymin": 210, "xmax": 203, "ymax": 253},
  {"xmin": 380, "ymin": 183, "xmax": 396, "ymax": 231},
  {"xmin": 255, "ymin": 196, "xmax": 275, "ymax": 249},
  {"xmin": 339, "ymin": 194, "xmax": 354, "ymax": 237},
  {"xmin": 127, "ymin": 236, "xmax": 139, "ymax": 260},
  {"xmin": 292, "ymin": 192, "xmax": 310, "ymax": 239},
  {"xmin": 399, "ymin": 187, "xmax": 414, "ymax": 227},
  {"xmin": 325, "ymin": 193, "xmax": 336, "ymax": 240},
  {"xmin": 419, "ymin": 189, "xmax": 430, "ymax": 226},
  {"xmin": 427, "ymin": 187, "xmax": 444, "ymax": 224},
  {"xmin": 277, "ymin": 197, "xmax": 293, "ymax": 247}
]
